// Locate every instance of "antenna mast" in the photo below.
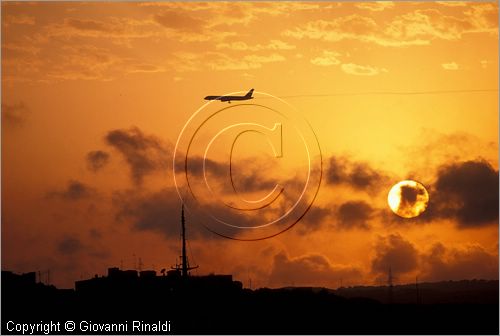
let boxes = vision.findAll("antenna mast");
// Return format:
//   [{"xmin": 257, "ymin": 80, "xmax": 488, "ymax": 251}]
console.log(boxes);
[{"xmin": 172, "ymin": 204, "xmax": 198, "ymax": 278}]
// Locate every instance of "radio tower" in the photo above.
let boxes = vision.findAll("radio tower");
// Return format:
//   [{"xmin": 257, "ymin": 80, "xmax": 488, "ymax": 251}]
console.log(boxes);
[{"xmin": 171, "ymin": 204, "xmax": 198, "ymax": 278}]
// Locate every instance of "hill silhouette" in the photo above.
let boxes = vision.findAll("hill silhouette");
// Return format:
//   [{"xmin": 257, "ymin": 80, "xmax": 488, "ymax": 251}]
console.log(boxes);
[{"xmin": 2, "ymin": 269, "xmax": 498, "ymax": 334}]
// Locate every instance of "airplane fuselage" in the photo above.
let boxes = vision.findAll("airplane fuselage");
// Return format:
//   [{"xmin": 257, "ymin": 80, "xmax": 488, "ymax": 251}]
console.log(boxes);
[
  {"xmin": 204, "ymin": 89, "xmax": 254, "ymax": 103},
  {"xmin": 204, "ymin": 96, "xmax": 253, "ymax": 102}
]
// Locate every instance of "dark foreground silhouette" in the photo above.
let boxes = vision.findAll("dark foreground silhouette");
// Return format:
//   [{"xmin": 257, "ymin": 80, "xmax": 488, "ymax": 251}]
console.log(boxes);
[{"xmin": 2, "ymin": 269, "xmax": 498, "ymax": 335}]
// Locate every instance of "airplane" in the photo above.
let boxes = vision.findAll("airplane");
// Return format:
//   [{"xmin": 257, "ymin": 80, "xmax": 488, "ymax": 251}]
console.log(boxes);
[{"xmin": 204, "ymin": 89, "xmax": 254, "ymax": 103}]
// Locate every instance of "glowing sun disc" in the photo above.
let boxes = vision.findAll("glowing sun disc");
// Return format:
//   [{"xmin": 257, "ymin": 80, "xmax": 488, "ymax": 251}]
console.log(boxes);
[{"xmin": 388, "ymin": 180, "xmax": 429, "ymax": 218}]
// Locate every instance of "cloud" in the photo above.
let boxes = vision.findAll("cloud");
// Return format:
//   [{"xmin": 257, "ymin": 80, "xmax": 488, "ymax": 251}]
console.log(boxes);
[
  {"xmin": 47, "ymin": 180, "xmax": 96, "ymax": 201},
  {"xmin": 208, "ymin": 54, "xmax": 285, "ymax": 70},
  {"xmin": 436, "ymin": 1, "xmax": 468, "ymax": 7},
  {"xmin": 337, "ymin": 200, "xmax": 373, "ymax": 230},
  {"xmin": 86, "ymin": 150, "xmax": 110, "ymax": 172},
  {"xmin": 126, "ymin": 63, "xmax": 166, "ymax": 74},
  {"xmin": 6, "ymin": 13, "xmax": 236, "ymax": 82},
  {"xmin": 66, "ymin": 18, "xmax": 110, "ymax": 32},
  {"xmin": 433, "ymin": 160, "xmax": 499, "ymax": 227},
  {"xmin": 2, "ymin": 43, "xmax": 40, "ymax": 56},
  {"xmin": 385, "ymin": 7, "xmax": 497, "ymax": 41},
  {"xmin": 421, "ymin": 243, "xmax": 498, "ymax": 281},
  {"xmin": 113, "ymin": 188, "xmax": 255, "ymax": 240},
  {"xmin": 464, "ymin": 3, "xmax": 498, "ymax": 33},
  {"xmin": 2, "ymin": 102, "xmax": 30, "ymax": 127},
  {"xmin": 296, "ymin": 205, "xmax": 331, "ymax": 233},
  {"xmin": 154, "ymin": 10, "xmax": 206, "ymax": 32},
  {"xmin": 280, "ymin": 198, "xmax": 374, "ymax": 234},
  {"xmin": 243, "ymin": 54, "xmax": 286, "ymax": 64},
  {"xmin": 209, "ymin": 53, "xmax": 286, "ymax": 71},
  {"xmin": 20, "ymin": 12, "xmax": 237, "ymax": 78},
  {"xmin": 57, "ymin": 236, "xmax": 83, "ymax": 255},
  {"xmin": 231, "ymin": 168, "xmax": 284, "ymax": 194},
  {"xmin": 283, "ymin": 15, "xmax": 379, "ymax": 42},
  {"xmin": 216, "ymin": 39, "xmax": 295, "ymax": 51},
  {"xmin": 283, "ymin": 5, "xmax": 498, "ymax": 47},
  {"xmin": 204, "ymin": 2, "xmax": 323, "ymax": 28},
  {"xmin": 178, "ymin": 155, "xmax": 226, "ymax": 177},
  {"xmin": 57, "ymin": 234, "xmax": 109, "ymax": 261},
  {"xmin": 172, "ymin": 51, "xmax": 286, "ymax": 72},
  {"xmin": 401, "ymin": 130, "xmax": 497, "ymax": 173},
  {"xmin": 371, "ymin": 233, "xmax": 419, "ymax": 276},
  {"xmin": 105, "ymin": 127, "xmax": 171, "ymax": 185},
  {"xmin": 113, "ymin": 188, "xmax": 183, "ymax": 238},
  {"xmin": 326, "ymin": 156, "xmax": 389, "ymax": 193},
  {"xmin": 442, "ymin": 62, "xmax": 459, "ymax": 70},
  {"xmin": 341, "ymin": 63, "xmax": 387, "ymax": 76},
  {"xmin": 309, "ymin": 52, "xmax": 386, "ymax": 75},
  {"xmin": 310, "ymin": 51, "xmax": 341, "ymax": 66},
  {"xmin": 89, "ymin": 228, "xmax": 102, "ymax": 239},
  {"xmin": 400, "ymin": 185, "xmax": 421, "ymax": 205},
  {"xmin": 355, "ymin": 2, "xmax": 394, "ymax": 12},
  {"xmin": 176, "ymin": 155, "xmax": 280, "ymax": 195},
  {"xmin": 268, "ymin": 251, "xmax": 362, "ymax": 287},
  {"xmin": 12, "ymin": 44, "xmax": 127, "ymax": 82},
  {"xmin": 3, "ymin": 14, "xmax": 35, "ymax": 26}
]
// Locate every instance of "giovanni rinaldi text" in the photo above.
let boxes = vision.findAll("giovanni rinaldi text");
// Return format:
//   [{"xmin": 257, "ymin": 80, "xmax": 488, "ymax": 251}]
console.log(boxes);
[{"xmin": 6, "ymin": 320, "xmax": 171, "ymax": 334}]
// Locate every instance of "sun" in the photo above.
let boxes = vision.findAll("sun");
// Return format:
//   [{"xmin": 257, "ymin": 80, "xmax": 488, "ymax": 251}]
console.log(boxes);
[{"xmin": 387, "ymin": 180, "xmax": 429, "ymax": 218}]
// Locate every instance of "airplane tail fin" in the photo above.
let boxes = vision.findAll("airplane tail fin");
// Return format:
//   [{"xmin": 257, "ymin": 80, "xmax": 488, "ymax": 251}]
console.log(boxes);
[{"xmin": 245, "ymin": 88, "xmax": 254, "ymax": 98}]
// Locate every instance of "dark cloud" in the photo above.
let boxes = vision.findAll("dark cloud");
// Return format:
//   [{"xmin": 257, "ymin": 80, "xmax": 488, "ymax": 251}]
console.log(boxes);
[
  {"xmin": 349, "ymin": 163, "xmax": 385, "ymax": 189},
  {"xmin": 86, "ymin": 150, "xmax": 110, "ymax": 172},
  {"xmin": 337, "ymin": 200, "xmax": 373, "ymax": 230},
  {"xmin": 113, "ymin": 188, "xmax": 182, "ymax": 238},
  {"xmin": 296, "ymin": 205, "xmax": 331, "ymax": 233},
  {"xmin": 178, "ymin": 155, "xmax": 227, "ymax": 177},
  {"xmin": 89, "ymin": 228, "xmax": 101, "ymax": 239},
  {"xmin": 421, "ymin": 243, "xmax": 498, "ymax": 281},
  {"xmin": 268, "ymin": 251, "xmax": 362, "ymax": 288},
  {"xmin": 113, "ymin": 186, "xmax": 268, "ymax": 240},
  {"xmin": 326, "ymin": 156, "xmax": 388, "ymax": 193},
  {"xmin": 154, "ymin": 10, "xmax": 205, "ymax": 32},
  {"xmin": 2, "ymin": 102, "xmax": 29, "ymax": 127},
  {"xmin": 231, "ymin": 163, "xmax": 283, "ymax": 194},
  {"xmin": 105, "ymin": 127, "xmax": 170, "ymax": 185},
  {"xmin": 295, "ymin": 200, "xmax": 374, "ymax": 233},
  {"xmin": 326, "ymin": 156, "xmax": 348, "ymax": 184},
  {"xmin": 371, "ymin": 233, "xmax": 418, "ymax": 276},
  {"xmin": 179, "ymin": 155, "xmax": 280, "ymax": 193},
  {"xmin": 433, "ymin": 160, "xmax": 498, "ymax": 227},
  {"xmin": 400, "ymin": 185, "xmax": 422, "ymax": 207},
  {"xmin": 57, "ymin": 236, "xmax": 83, "ymax": 255},
  {"xmin": 47, "ymin": 180, "xmax": 96, "ymax": 201},
  {"xmin": 113, "ymin": 188, "xmax": 232, "ymax": 240}
]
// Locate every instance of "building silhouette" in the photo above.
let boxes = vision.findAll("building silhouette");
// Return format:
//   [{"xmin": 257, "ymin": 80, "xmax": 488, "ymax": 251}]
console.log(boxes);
[{"xmin": 75, "ymin": 204, "xmax": 242, "ymax": 295}]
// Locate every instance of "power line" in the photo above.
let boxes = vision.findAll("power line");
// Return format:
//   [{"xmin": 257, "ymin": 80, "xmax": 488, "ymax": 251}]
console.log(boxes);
[{"xmin": 259, "ymin": 88, "xmax": 498, "ymax": 99}]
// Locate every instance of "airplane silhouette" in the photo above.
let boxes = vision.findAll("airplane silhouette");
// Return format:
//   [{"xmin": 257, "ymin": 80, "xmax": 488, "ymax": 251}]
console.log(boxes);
[{"xmin": 204, "ymin": 89, "xmax": 254, "ymax": 103}]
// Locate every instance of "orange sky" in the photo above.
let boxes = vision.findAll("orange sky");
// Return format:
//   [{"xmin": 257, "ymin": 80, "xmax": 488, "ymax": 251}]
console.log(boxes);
[{"xmin": 2, "ymin": 1, "xmax": 498, "ymax": 289}]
